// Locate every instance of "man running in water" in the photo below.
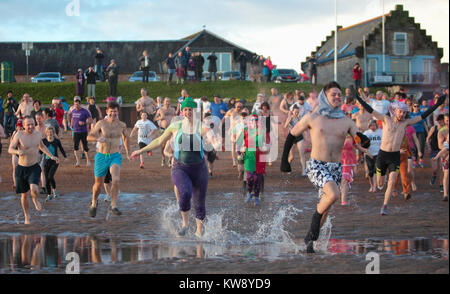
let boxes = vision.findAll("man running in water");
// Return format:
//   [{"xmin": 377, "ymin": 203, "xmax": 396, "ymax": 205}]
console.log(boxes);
[
  {"xmin": 8, "ymin": 116, "xmax": 59, "ymax": 224},
  {"xmin": 280, "ymin": 82, "xmax": 370, "ymax": 253},
  {"xmin": 354, "ymin": 89, "xmax": 447, "ymax": 215},
  {"xmin": 87, "ymin": 102, "xmax": 130, "ymax": 217}
]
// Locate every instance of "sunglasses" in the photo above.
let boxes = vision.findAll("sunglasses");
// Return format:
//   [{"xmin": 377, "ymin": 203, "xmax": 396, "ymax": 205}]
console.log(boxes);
[
  {"xmin": 413, "ymin": 105, "xmax": 419, "ymax": 107},
  {"xmin": 74, "ymin": 100, "xmax": 81, "ymax": 103}
]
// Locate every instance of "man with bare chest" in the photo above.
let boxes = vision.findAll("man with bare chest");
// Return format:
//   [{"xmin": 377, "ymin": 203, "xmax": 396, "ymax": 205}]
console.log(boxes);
[
  {"xmin": 281, "ymin": 82, "xmax": 370, "ymax": 253},
  {"xmin": 87, "ymin": 102, "xmax": 130, "ymax": 217},
  {"xmin": 352, "ymin": 102, "xmax": 372, "ymax": 132},
  {"xmin": 136, "ymin": 88, "xmax": 157, "ymax": 121},
  {"xmin": 15, "ymin": 93, "xmax": 33, "ymax": 119},
  {"xmin": 355, "ymin": 89, "xmax": 447, "ymax": 215},
  {"xmin": 8, "ymin": 116, "xmax": 59, "ymax": 224},
  {"xmin": 154, "ymin": 97, "xmax": 176, "ymax": 130}
]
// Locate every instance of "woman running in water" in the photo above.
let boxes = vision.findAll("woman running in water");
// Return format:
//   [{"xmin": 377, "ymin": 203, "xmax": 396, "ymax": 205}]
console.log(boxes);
[
  {"xmin": 131, "ymin": 97, "xmax": 218, "ymax": 238},
  {"xmin": 42, "ymin": 126, "xmax": 67, "ymax": 201}
]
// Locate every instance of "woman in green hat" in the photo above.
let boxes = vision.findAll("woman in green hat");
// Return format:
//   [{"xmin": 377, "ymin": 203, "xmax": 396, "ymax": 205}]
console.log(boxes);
[{"xmin": 131, "ymin": 96, "xmax": 219, "ymax": 237}]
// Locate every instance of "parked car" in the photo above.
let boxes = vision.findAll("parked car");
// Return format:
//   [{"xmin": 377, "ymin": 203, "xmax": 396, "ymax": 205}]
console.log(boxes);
[
  {"xmin": 31, "ymin": 72, "xmax": 65, "ymax": 83},
  {"xmin": 128, "ymin": 71, "xmax": 160, "ymax": 82},
  {"xmin": 220, "ymin": 71, "xmax": 250, "ymax": 81},
  {"xmin": 274, "ymin": 69, "xmax": 300, "ymax": 83}
]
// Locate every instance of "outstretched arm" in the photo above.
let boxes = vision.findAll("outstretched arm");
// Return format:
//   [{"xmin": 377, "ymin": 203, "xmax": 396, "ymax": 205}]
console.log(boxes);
[
  {"xmin": 353, "ymin": 88, "xmax": 385, "ymax": 121},
  {"xmin": 132, "ymin": 125, "xmax": 175, "ymax": 157},
  {"xmin": 407, "ymin": 93, "xmax": 448, "ymax": 126}
]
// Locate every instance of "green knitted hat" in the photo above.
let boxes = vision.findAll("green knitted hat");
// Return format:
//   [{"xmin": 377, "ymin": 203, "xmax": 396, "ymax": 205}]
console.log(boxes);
[{"xmin": 181, "ymin": 96, "xmax": 197, "ymax": 110}]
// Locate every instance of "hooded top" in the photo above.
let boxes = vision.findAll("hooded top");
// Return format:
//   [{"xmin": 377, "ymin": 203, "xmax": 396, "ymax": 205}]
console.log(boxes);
[
  {"xmin": 388, "ymin": 101, "xmax": 408, "ymax": 118},
  {"xmin": 316, "ymin": 89, "xmax": 346, "ymax": 119}
]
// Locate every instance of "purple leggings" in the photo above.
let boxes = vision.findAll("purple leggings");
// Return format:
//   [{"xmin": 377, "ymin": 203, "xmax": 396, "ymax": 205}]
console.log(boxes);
[
  {"xmin": 171, "ymin": 160, "xmax": 208, "ymax": 220},
  {"xmin": 246, "ymin": 171, "xmax": 263, "ymax": 197}
]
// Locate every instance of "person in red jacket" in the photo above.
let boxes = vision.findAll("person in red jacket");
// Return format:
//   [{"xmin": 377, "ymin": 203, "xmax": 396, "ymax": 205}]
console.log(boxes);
[
  {"xmin": 51, "ymin": 98, "xmax": 65, "ymax": 128},
  {"xmin": 353, "ymin": 63, "xmax": 362, "ymax": 90}
]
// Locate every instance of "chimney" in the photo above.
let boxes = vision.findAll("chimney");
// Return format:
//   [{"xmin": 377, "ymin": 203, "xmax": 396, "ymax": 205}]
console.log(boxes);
[{"xmin": 395, "ymin": 4, "xmax": 403, "ymax": 11}]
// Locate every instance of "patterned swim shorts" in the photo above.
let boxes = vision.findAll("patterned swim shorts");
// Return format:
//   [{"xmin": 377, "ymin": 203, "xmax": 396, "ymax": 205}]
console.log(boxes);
[{"xmin": 306, "ymin": 158, "xmax": 342, "ymax": 198}]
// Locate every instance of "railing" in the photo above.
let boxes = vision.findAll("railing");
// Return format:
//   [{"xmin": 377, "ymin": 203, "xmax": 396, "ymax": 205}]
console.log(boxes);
[{"xmin": 367, "ymin": 71, "xmax": 440, "ymax": 85}]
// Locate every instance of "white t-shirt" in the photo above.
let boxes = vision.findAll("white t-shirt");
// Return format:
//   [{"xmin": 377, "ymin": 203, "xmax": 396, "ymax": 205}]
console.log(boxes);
[
  {"xmin": 252, "ymin": 102, "xmax": 262, "ymax": 114},
  {"xmin": 363, "ymin": 128, "xmax": 383, "ymax": 156},
  {"xmin": 369, "ymin": 99, "xmax": 390, "ymax": 115},
  {"xmin": 202, "ymin": 101, "xmax": 211, "ymax": 115},
  {"xmin": 135, "ymin": 119, "xmax": 157, "ymax": 145}
]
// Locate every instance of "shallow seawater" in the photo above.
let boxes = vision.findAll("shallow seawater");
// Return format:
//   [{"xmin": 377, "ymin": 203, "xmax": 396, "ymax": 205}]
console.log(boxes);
[
  {"xmin": 0, "ymin": 233, "xmax": 447, "ymax": 273},
  {"xmin": 0, "ymin": 190, "xmax": 448, "ymax": 273}
]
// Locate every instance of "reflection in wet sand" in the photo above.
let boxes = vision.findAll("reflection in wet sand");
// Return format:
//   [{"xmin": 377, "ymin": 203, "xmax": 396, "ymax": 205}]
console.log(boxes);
[{"xmin": 0, "ymin": 234, "xmax": 447, "ymax": 273}]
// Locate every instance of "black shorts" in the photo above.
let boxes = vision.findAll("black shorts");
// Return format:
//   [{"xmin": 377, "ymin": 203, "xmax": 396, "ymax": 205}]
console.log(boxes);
[
  {"xmin": 365, "ymin": 155, "xmax": 378, "ymax": 177},
  {"xmin": 205, "ymin": 150, "xmax": 217, "ymax": 163},
  {"xmin": 15, "ymin": 164, "xmax": 41, "ymax": 194},
  {"xmin": 376, "ymin": 150, "xmax": 400, "ymax": 176},
  {"xmin": 138, "ymin": 142, "xmax": 147, "ymax": 149},
  {"xmin": 73, "ymin": 132, "xmax": 89, "ymax": 152},
  {"xmin": 104, "ymin": 170, "xmax": 112, "ymax": 184}
]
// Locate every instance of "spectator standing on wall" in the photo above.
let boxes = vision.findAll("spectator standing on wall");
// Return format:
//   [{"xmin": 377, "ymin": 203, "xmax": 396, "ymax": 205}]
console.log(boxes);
[
  {"xmin": 86, "ymin": 66, "xmax": 97, "ymax": 98},
  {"xmin": 308, "ymin": 53, "xmax": 317, "ymax": 85},
  {"xmin": 194, "ymin": 52, "xmax": 205, "ymax": 83},
  {"xmin": 75, "ymin": 69, "xmax": 85, "ymax": 98},
  {"xmin": 238, "ymin": 52, "xmax": 247, "ymax": 81},
  {"xmin": 207, "ymin": 51, "xmax": 218, "ymax": 82},
  {"xmin": 265, "ymin": 56, "xmax": 274, "ymax": 82},
  {"xmin": 165, "ymin": 52, "xmax": 176, "ymax": 86},
  {"xmin": 353, "ymin": 63, "xmax": 362, "ymax": 90},
  {"xmin": 181, "ymin": 46, "xmax": 191, "ymax": 81},
  {"xmin": 139, "ymin": 50, "xmax": 151, "ymax": 83},
  {"xmin": 175, "ymin": 51, "xmax": 184, "ymax": 85},
  {"xmin": 250, "ymin": 53, "xmax": 259, "ymax": 82},
  {"xmin": 94, "ymin": 48, "xmax": 104, "ymax": 81},
  {"xmin": 106, "ymin": 59, "xmax": 119, "ymax": 97}
]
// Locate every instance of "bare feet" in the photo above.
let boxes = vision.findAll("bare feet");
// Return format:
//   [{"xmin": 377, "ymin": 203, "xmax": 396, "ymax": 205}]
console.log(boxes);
[
  {"xmin": 411, "ymin": 183, "xmax": 417, "ymax": 192},
  {"xmin": 86, "ymin": 161, "xmax": 91, "ymax": 167},
  {"xmin": 33, "ymin": 198, "xmax": 42, "ymax": 211},
  {"xmin": 24, "ymin": 216, "xmax": 31, "ymax": 225},
  {"xmin": 75, "ymin": 161, "xmax": 80, "ymax": 167}
]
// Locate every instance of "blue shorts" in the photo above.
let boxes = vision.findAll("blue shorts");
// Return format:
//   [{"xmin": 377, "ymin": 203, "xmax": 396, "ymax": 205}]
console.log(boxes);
[{"xmin": 94, "ymin": 152, "xmax": 122, "ymax": 178}]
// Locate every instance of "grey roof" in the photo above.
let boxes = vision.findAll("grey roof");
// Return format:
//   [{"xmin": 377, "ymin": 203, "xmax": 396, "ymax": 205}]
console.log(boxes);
[{"xmin": 315, "ymin": 14, "xmax": 388, "ymax": 62}]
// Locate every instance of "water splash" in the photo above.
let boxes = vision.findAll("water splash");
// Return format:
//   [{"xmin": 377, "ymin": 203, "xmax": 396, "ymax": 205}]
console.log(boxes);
[
  {"xmin": 15, "ymin": 214, "xmax": 21, "ymax": 224},
  {"xmin": 159, "ymin": 201, "xmax": 302, "ymax": 253},
  {"xmin": 314, "ymin": 215, "xmax": 334, "ymax": 253}
]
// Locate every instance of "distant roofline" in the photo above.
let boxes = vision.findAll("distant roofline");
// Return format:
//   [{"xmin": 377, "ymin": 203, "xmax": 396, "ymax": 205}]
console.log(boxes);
[
  {"xmin": 339, "ymin": 12, "xmax": 390, "ymax": 32},
  {"xmin": 0, "ymin": 39, "xmax": 187, "ymax": 43}
]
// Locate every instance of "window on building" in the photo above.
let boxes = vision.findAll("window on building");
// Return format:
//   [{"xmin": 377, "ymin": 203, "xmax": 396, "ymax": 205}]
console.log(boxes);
[
  {"xmin": 339, "ymin": 42, "xmax": 351, "ymax": 54},
  {"xmin": 367, "ymin": 58, "xmax": 378, "ymax": 83},
  {"xmin": 390, "ymin": 58, "xmax": 410, "ymax": 83},
  {"xmin": 202, "ymin": 52, "xmax": 231, "ymax": 72},
  {"xmin": 326, "ymin": 48, "xmax": 334, "ymax": 57},
  {"xmin": 220, "ymin": 53, "xmax": 231, "ymax": 72},
  {"xmin": 393, "ymin": 32, "xmax": 408, "ymax": 56},
  {"xmin": 423, "ymin": 59, "xmax": 432, "ymax": 83}
]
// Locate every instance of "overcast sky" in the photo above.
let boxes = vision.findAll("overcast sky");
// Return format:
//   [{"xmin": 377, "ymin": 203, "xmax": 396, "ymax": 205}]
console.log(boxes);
[{"xmin": 0, "ymin": 0, "xmax": 448, "ymax": 71}]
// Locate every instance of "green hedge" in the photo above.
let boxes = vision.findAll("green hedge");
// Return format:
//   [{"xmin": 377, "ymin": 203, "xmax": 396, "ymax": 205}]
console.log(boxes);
[{"xmin": 0, "ymin": 81, "xmax": 321, "ymax": 104}]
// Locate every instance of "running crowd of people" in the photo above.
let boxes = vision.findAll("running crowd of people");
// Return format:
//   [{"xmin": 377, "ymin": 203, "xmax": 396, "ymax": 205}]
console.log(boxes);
[{"xmin": 0, "ymin": 84, "xmax": 448, "ymax": 253}]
